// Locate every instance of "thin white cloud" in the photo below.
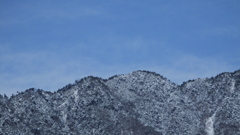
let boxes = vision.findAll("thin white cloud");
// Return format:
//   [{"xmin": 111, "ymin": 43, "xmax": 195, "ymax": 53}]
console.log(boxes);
[
  {"xmin": 201, "ymin": 26, "xmax": 240, "ymax": 38},
  {"xmin": 37, "ymin": 7, "xmax": 102, "ymax": 21},
  {"xmin": 0, "ymin": 45, "xmax": 118, "ymax": 96},
  {"xmin": 0, "ymin": 19, "xmax": 26, "ymax": 27},
  {"xmin": 146, "ymin": 55, "xmax": 237, "ymax": 84},
  {"xmin": 92, "ymin": 36, "xmax": 162, "ymax": 54},
  {"xmin": 0, "ymin": 46, "xmax": 238, "ymax": 97},
  {"xmin": 0, "ymin": 3, "xmax": 102, "ymax": 27}
]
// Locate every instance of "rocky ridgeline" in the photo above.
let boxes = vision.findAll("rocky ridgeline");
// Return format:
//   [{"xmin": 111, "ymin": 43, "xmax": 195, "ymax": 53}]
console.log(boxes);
[{"xmin": 0, "ymin": 70, "xmax": 240, "ymax": 135}]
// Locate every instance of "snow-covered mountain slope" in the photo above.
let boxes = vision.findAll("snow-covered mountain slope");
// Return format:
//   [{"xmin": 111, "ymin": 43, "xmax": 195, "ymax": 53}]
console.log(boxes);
[{"xmin": 0, "ymin": 70, "xmax": 240, "ymax": 135}]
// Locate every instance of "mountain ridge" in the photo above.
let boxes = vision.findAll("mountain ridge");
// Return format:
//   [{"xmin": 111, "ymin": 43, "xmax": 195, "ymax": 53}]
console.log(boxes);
[{"xmin": 0, "ymin": 69, "xmax": 240, "ymax": 134}]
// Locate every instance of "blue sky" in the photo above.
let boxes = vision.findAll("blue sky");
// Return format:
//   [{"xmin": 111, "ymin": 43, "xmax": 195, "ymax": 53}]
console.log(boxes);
[{"xmin": 1, "ymin": 1, "xmax": 240, "ymax": 96}]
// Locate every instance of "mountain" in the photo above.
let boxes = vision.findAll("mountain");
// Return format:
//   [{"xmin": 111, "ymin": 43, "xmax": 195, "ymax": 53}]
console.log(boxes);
[{"xmin": 0, "ymin": 70, "xmax": 240, "ymax": 135}]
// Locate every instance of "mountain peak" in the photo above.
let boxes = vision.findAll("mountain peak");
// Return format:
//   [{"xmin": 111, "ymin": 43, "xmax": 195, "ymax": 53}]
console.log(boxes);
[{"xmin": 107, "ymin": 70, "xmax": 169, "ymax": 82}]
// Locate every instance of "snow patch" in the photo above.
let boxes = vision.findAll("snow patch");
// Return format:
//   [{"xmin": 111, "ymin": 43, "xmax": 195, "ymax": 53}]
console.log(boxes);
[
  {"xmin": 205, "ymin": 112, "xmax": 216, "ymax": 135},
  {"xmin": 230, "ymin": 80, "xmax": 235, "ymax": 93},
  {"xmin": 62, "ymin": 112, "xmax": 67, "ymax": 123},
  {"xmin": 59, "ymin": 100, "xmax": 68, "ymax": 107},
  {"xmin": 73, "ymin": 89, "xmax": 79, "ymax": 102}
]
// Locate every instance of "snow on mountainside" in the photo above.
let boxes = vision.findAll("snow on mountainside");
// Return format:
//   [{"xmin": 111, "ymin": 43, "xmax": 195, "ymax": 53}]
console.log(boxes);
[{"xmin": 0, "ymin": 70, "xmax": 240, "ymax": 135}]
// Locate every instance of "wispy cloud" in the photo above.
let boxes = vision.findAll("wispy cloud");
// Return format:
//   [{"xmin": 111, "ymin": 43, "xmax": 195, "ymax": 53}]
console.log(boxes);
[
  {"xmin": 0, "ymin": 43, "xmax": 129, "ymax": 96},
  {"xmin": 201, "ymin": 26, "xmax": 240, "ymax": 38},
  {"xmin": 0, "ymin": 18, "xmax": 27, "ymax": 27},
  {"xmin": 146, "ymin": 55, "xmax": 237, "ymax": 84},
  {"xmin": 0, "ymin": 40, "xmax": 238, "ymax": 96},
  {"xmin": 0, "ymin": 2, "xmax": 102, "ymax": 27},
  {"xmin": 37, "ymin": 7, "xmax": 103, "ymax": 21}
]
